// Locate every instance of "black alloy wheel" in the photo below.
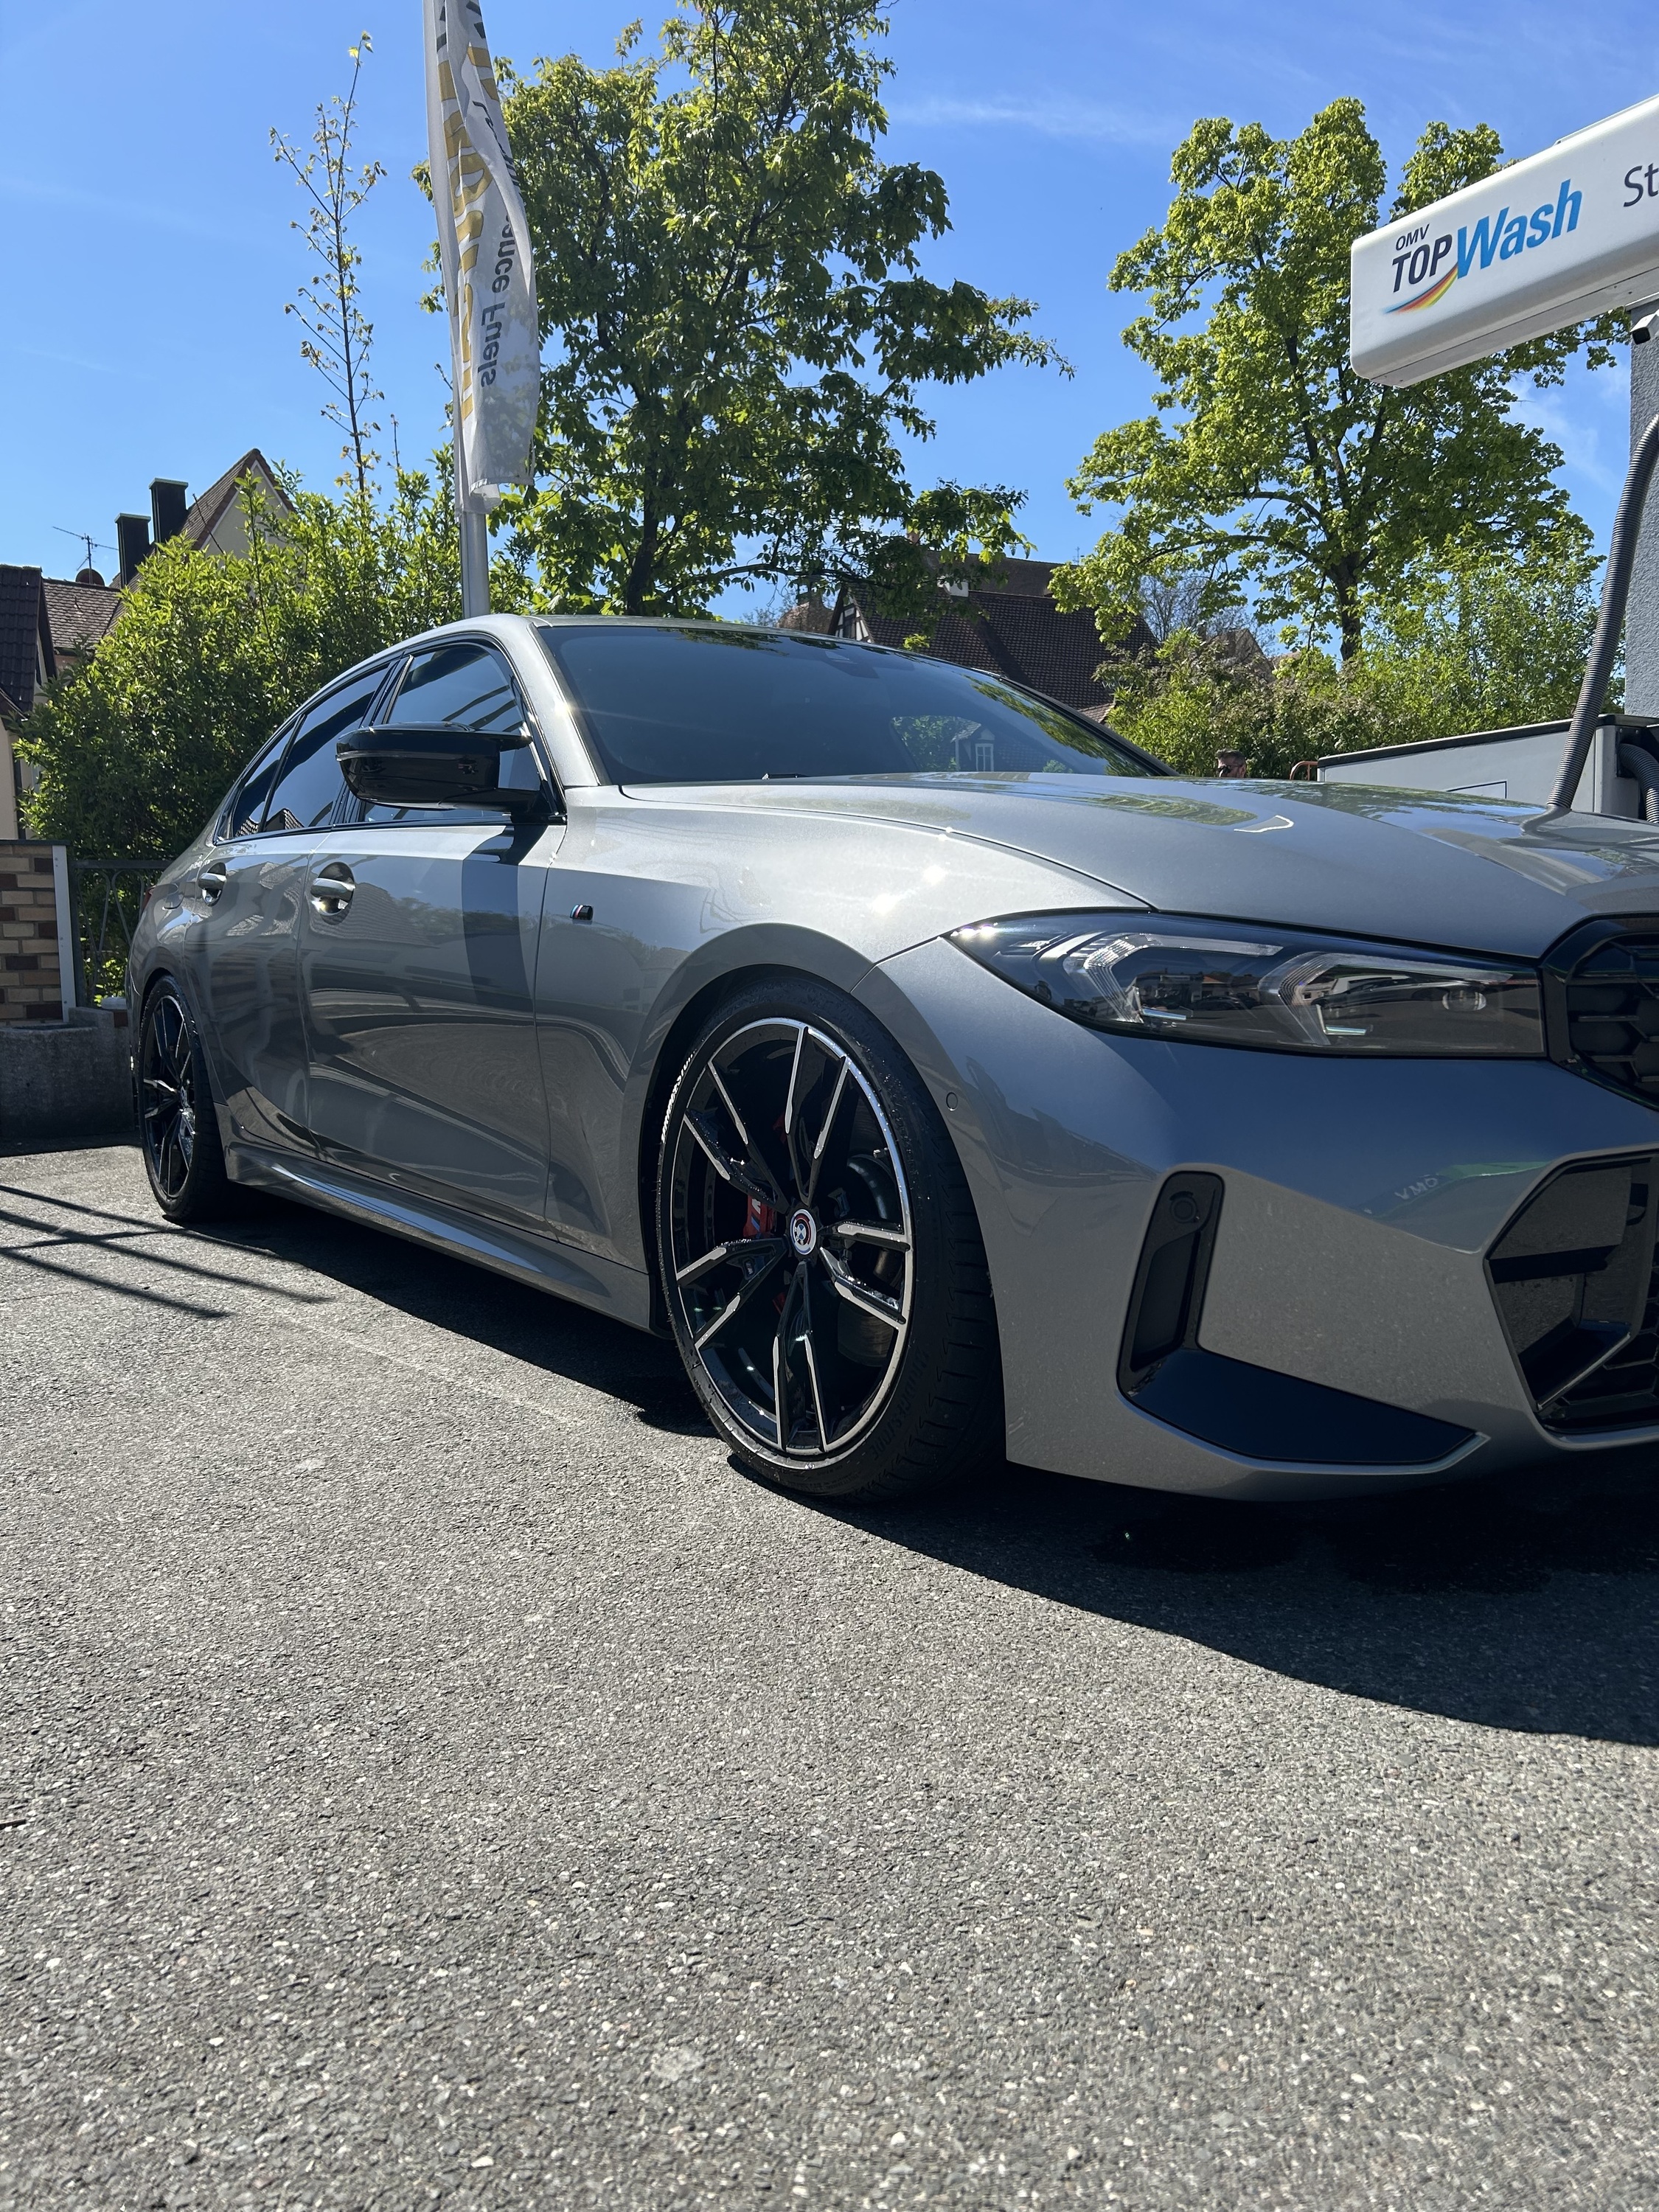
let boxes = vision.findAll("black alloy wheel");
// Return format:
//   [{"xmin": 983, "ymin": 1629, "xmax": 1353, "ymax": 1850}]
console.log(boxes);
[
  {"xmin": 139, "ymin": 982, "xmax": 232, "ymax": 1222},
  {"xmin": 659, "ymin": 980, "xmax": 1002, "ymax": 1501}
]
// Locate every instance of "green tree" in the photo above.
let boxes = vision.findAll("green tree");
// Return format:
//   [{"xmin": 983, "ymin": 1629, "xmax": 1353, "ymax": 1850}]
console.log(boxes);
[
  {"xmin": 18, "ymin": 469, "xmax": 492, "ymax": 866},
  {"xmin": 1054, "ymin": 102, "xmax": 1618, "ymax": 665},
  {"xmin": 493, "ymin": 0, "xmax": 1059, "ymax": 625},
  {"xmin": 1356, "ymin": 526, "xmax": 1607, "ymax": 742}
]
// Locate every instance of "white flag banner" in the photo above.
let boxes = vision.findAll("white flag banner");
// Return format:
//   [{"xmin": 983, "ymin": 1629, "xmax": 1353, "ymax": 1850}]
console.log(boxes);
[{"xmin": 424, "ymin": 0, "xmax": 540, "ymax": 504}]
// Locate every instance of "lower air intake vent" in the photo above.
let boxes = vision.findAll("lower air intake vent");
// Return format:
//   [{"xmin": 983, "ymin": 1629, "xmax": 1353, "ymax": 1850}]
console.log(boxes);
[
  {"xmin": 1487, "ymin": 1152, "xmax": 1659, "ymax": 1430},
  {"xmin": 1558, "ymin": 928, "xmax": 1659, "ymax": 1103},
  {"xmin": 1119, "ymin": 1174, "xmax": 1474, "ymax": 1468}
]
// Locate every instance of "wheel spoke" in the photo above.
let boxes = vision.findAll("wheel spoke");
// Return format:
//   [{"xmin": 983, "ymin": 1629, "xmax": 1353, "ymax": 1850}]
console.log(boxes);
[
  {"xmin": 781, "ymin": 1025, "xmax": 810, "ymax": 1198},
  {"xmin": 685, "ymin": 1109, "xmax": 784, "ymax": 1208},
  {"xmin": 706, "ymin": 1060, "xmax": 790, "ymax": 1203},
  {"xmin": 771, "ymin": 1263, "xmax": 805, "ymax": 1450},
  {"xmin": 692, "ymin": 1241, "xmax": 787, "ymax": 1352},
  {"xmin": 827, "ymin": 1217, "xmax": 908, "ymax": 1251},
  {"xmin": 803, "ymin": 1055, "xmax": 850, "ymax": 1206},
  {"xmin": 820, "ymin": 1247, "xmax": 905, "ymax": 1331},
  {"xmin": 676, "ymin": 1235, "xmax": 784, "ymax": 1287},
  {"xmin": 709, "ymin": 1063, "xmax": 755, "ymax": 1158},
  {"xmin": 799, "ymin": 1265, "xmax": 831, "ymax": 1451}
]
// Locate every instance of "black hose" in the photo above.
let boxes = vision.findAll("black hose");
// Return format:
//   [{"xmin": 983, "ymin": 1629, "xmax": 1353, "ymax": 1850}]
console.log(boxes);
[
  {"xmin": 1618, "ymin": 741, "xmax": 1659, "ymax": 824},
  {"xmin": 1550, "ymin": 411, "xmax": 1659, "ymax": 810}
]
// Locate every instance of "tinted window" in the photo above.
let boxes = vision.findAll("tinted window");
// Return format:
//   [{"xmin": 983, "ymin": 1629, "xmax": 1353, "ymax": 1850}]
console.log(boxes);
[
  {"xmin": 358, "ymin": 641, "xmax": 546, "ymax": 824},
  {"xmin": 535, "ymin": 624, "xmax": 1158, "ymax": 785},
  {"xmin": 231, "ymin": 729, "xmax": 292, "ymax": 837},
  {"xmin": 263, "ymin": 665, "xmax": 389, "ymax": 832},
  {"xmin": 383, "ymin": 641, "xmax": 526, "ymax": 734}
]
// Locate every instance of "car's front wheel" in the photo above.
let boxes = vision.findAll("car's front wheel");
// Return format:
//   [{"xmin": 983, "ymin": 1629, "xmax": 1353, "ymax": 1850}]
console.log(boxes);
[
  {"xmin": 658, "ymin": 979, "xmax": 1002, "ymax": 1503},
  {"xmin": 138, "ymin": 981, "xmax": 234, "ymax": 1222}
]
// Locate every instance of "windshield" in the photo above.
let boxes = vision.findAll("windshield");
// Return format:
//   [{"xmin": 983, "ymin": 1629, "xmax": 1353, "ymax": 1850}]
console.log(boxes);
[{"xmin": 535, "ymin": 622, "xmax": 1160, "ymax": 785}]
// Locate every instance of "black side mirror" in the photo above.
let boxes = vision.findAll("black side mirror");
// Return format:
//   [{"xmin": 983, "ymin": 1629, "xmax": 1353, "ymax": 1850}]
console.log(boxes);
[{"xmin": 336, "ymin": 724, "xmax": 549, "ymax": 818}]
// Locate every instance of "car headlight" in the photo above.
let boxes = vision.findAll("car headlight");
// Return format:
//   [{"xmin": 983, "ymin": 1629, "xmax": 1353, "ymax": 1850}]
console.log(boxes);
[{"xmin": 949, "ymin": 913, "xmax": 1545, "ymax": 1057}]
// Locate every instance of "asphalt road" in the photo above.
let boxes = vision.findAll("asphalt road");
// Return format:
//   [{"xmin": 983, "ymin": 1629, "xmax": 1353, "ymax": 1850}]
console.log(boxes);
[{"xmin": 3, "ymin": 1142, "xmax": 1658, "ymax": 2211}]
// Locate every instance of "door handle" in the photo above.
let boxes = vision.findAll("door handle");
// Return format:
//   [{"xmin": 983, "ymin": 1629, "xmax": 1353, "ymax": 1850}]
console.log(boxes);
[
  {"xmin": 308, "ymin": 862, "xmax": 355, "ymax": 919},
  {"xmin": 198, "ymin": 860, "xmax": 228, "ymax": 904}
]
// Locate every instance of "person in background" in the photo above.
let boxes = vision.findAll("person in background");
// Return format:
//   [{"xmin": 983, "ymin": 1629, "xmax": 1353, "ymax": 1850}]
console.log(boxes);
[{"xmin": 1214, "ymin": 749, "xmax": 1251, "ymax": 778}]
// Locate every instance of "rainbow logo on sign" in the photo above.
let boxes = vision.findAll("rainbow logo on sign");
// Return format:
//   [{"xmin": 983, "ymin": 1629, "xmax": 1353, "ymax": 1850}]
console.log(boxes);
[{"xmin": 1385, "ymin": 178, "xmax": 1582, "ymax": 315}]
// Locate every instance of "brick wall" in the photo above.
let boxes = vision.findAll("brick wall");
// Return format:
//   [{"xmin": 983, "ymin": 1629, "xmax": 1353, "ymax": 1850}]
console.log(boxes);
[{"xmin": 0, "ymin": 841, "xmax": 66, "ymax": 1022}]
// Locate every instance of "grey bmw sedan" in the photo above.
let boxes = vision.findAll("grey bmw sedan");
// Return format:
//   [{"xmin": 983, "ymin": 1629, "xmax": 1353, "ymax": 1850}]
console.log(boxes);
[{"xmin": 128, "ymin": 614, "xmax": 1659, "ymax": 1501}]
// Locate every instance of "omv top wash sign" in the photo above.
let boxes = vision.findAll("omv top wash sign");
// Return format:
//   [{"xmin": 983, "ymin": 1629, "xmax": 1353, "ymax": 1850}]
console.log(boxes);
[{"xmin": 1352, "ymin": 95, "xmax": 1659, "ymax": 386}]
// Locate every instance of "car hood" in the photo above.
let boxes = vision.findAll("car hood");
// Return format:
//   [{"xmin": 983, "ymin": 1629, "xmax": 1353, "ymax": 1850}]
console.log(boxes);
[{"xmin": 630, "ymin": 773, "xmax": 1659, "ymax": 959}]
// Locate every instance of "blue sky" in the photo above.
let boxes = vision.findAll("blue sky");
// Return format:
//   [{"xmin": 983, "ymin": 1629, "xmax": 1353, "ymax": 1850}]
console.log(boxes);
[{"xmin": 3, "ymin": 0, "xmax": 1655, "ymax": 597}]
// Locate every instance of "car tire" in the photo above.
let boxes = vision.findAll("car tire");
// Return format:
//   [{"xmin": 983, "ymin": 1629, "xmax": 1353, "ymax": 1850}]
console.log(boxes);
[
  {"xmin": 138, "ymin": 980, "xmax": 235, "ymax": 1223},
  {"xmin": 657, "ymin": 977, "xmax": 1003, "ymax": 1503}
]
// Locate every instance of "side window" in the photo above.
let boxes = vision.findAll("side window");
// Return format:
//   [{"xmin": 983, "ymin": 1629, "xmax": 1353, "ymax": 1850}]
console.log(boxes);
[
  {"xmin": 383, "ymin": 641, "xmax": 526, "ymax": 734},
  {"xmin": 229, "ymin": 728, "xmax": 293, "ymax": 838},
  {"xmin": 358, "ymin": 641, "xmax": 547, "ymax": 823},
  {"xmin": 262, "ymin": 664, "xmax": 390, "ymax": 833}
]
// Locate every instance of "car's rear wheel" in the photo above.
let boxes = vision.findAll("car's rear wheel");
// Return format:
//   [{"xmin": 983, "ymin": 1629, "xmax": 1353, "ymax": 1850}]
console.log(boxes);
[
  {"xmin": 658, "ymin": 979, "xmax": 1002, "ymax": 1502},
  {"xmin": 139, "ymin": 981, "xmax": 234, "ymax": 1222}
]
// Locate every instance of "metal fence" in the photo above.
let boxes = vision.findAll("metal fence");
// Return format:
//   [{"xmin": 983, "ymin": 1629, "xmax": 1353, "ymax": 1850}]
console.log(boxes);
[{"xmin": 69, "ymin": 860, "xmax": 153, "ymax": 1006}]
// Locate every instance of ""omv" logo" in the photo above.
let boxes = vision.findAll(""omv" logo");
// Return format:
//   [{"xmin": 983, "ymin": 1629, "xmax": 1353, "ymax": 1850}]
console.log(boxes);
[{"xmin": 1386, "ymin": 178, "xmax": 1582, "ymax": 315}]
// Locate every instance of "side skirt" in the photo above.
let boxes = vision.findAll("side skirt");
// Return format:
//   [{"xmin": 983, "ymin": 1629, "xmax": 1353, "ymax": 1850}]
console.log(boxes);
[{"xmin": 226, "ymin": 1140, "xmax": 656, "ymax": 1333}]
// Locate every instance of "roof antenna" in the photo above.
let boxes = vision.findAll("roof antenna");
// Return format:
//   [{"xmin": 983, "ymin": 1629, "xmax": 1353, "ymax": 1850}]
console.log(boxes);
[{"xmin": 52, "ymin": 526, "xmax": 116, "ymax": 578}]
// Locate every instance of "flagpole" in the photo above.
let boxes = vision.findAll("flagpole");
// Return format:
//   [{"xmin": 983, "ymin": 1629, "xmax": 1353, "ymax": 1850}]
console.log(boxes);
[
  {"xmin": 425, "ymin": 0, "xmax": 490, "ymax": 616},
  {"xmin": 455, "ymin": 456, "xmax": 491, "ymax": 617},
  {"xmin": 425, "ymin": 0, "xmax": 537, "ymax": 619}
]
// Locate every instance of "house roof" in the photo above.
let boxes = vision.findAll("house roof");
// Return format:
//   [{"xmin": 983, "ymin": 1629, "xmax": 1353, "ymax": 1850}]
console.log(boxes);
[
  {"xmin": 42, "ymin": 576, "xmax": 122, "ymax": 660},
  {"xmin": 839, "ymin": 557, "xmax": 1152, "ymax": 714},
  {"xmin": 183, "ymin": 448, "xmax": 292, "ymax": 553},
  {"xmin": 0, "ymin": 566, "xmax": 53, "ymax": 723},
  {"xmin": 0, "ymin": 451, "xmax": 290, "ymax": 698}
]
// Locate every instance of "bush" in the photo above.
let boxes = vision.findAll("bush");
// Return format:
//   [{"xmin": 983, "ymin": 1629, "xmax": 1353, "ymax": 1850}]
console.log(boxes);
[
  {"xmin": 1105, "ymin": 630, "xmax": 1380, "ymax": 779},
  {"xmin": 1101, "ymin": 529, "xmax": 1606, "ymax": 779}
]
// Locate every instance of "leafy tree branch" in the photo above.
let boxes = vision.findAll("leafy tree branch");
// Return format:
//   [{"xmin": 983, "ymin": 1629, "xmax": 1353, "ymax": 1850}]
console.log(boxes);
[{"xmin": 273, "ymin": 35, "xmax": 386, "ymax": 500}]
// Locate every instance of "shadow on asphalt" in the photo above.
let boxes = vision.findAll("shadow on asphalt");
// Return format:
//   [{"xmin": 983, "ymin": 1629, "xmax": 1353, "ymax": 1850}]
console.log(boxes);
[
  {"xmin": 102, "ymin": 1189, "xmax": 1659, "ymax": 1748},
  {"xmin": 856, "ymin": 1457, "xmax": 1659, "ymax": 1747},
  {"xmin": 225, "ymin": 1192, "xmax": 708, "ymax": 1436}
]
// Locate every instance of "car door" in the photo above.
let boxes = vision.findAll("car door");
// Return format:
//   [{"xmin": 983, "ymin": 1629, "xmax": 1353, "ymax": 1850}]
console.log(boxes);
[
  {"xmin": 189, "ymin": 663, "xmax": 390, "ymax": 1153},
  {"xmin": 298, "ymin": 637, "xmax": 562, "ymax": 1228}
]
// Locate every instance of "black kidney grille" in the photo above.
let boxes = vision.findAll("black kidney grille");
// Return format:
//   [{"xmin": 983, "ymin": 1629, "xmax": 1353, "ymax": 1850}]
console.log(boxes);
[{"xmin": 1563, "ymin": 934, "xmax": 1659, "ymax": 1102}]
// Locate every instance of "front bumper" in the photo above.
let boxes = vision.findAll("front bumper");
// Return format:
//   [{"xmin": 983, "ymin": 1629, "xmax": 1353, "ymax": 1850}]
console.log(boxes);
[{"xmin": 860, "ymin": 936, "xmax": 1659, "ymax": 1499}]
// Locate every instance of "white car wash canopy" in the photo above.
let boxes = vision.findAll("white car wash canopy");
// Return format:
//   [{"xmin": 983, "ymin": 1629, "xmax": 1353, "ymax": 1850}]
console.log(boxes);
[
  {"xmin": 1349, "ymin": 94, "xmax": 1659, "ymax": 747},
  {"xmin": 1351, "ymin": 95, "xmax": 1659, "ymax": 388}
]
